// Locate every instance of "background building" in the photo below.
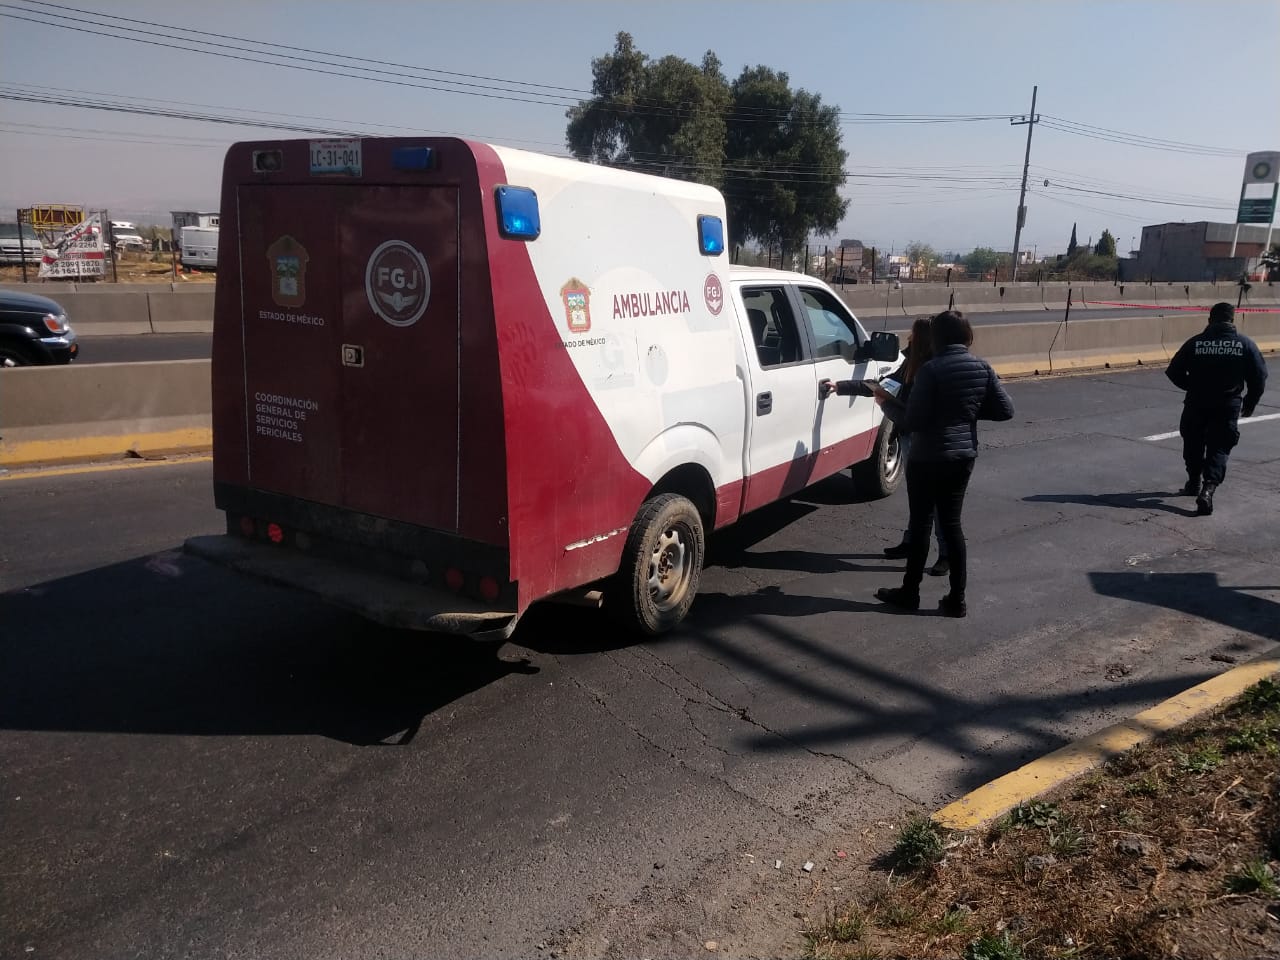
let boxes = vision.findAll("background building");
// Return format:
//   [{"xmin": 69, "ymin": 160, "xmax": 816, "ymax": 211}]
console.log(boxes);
[{"xmin": 1130, "ymin": 221, "xmax": 1272, "ymax": 281}]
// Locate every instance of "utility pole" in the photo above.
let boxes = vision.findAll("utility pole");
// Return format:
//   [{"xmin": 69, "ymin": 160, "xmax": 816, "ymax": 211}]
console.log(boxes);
[{"xmin": 1010, "ymin": 85, "xmax": 1039, "ymax": 282}]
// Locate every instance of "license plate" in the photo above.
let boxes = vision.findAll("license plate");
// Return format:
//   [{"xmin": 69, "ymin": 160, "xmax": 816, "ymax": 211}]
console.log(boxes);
[{"xmin": 309, "ymin": 139, "xmax": 362, "ymax": 177}]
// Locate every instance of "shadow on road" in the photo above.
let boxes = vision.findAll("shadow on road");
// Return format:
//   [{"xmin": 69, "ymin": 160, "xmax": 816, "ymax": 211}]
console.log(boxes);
[
  {"xmin": 1024, "ymin": 491, "xmax": 1200, "ymax": 517},
  {"xmin": 0, "ymin": 551, "xmax": 538, "ymax": 746},
  {"xmin": 6, "ymin": 533, "xmax": 1273, "ymax": 796},
  {"xmin": 1089, "ymin": 570, "xmax": 1280, "ymax": 642}
]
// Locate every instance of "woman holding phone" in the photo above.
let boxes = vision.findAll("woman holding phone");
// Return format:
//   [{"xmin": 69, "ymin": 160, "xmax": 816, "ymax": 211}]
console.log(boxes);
[
  {"xmin": 876, "ymin": 316, "xmax": 949, "ymax": 575},
  {"xmin": 822, "ymin": 316, "xmax": 949, "ymax": 573},
  {"xmin": 869, "ymin": 310, "xmax": 1014, "ymax": 618}
]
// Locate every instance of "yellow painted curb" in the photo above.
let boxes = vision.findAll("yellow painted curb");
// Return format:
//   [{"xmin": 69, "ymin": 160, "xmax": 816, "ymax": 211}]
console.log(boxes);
[
  {"xmin": 933, "ymin": 657, "xmax": 1280, "ymax": 831},
  {"xmin": 0, "ymin": 455, "xmax": 212, "ymax": 482},
  {"xmin": 0, "ymin": 427, "xmax": 212, "ymax": 468}
]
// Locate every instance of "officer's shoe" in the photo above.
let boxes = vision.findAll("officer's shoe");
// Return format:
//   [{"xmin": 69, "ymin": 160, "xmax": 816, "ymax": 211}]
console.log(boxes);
[
  {"xmin": 1196, "ymin": 483, "xmax": 1217, "ymax": 516},
  {"xmin": 875, "ymin": 586, "xmax": 919, "ymax": 611},
  {"xmin": 1180, "ymin": 477, "xmax": 1202, "ymax": 497}
]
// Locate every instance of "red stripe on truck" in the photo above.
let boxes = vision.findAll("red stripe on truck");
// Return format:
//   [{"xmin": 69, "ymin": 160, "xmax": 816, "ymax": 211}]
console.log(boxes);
[{"xmin": 471, "ymin": 143, "xmax": 655, "ymax": 609}]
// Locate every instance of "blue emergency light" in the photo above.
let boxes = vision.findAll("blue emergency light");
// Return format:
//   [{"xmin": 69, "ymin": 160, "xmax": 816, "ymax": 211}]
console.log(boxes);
[
  {"xmin": 391, "ymin": 146, "xmax": 434, "ymax": 170},
  {"xmin": 698, "ymin": 215, "xmax": 725, "ymax": 256},
  {"xmin": 496, "ymin": 186, "xmax": 541, "ymax": 240}
]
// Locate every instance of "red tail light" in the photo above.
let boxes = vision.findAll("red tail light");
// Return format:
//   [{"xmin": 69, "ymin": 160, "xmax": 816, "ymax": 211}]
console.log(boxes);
[
  {"xmin": 445, "ymin": 568, "xmax": 464, "ymax": 592},
  {"xmin": 479, "ymin": 576, "xmax": 500, "ymax": 603},
  {"xmin": 267, "ymin": 523, "xmax": 284, "ymax": 544}
]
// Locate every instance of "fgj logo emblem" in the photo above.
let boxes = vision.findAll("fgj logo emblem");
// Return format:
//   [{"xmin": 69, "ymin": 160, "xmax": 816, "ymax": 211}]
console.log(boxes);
[
  {"xmin": 365, "ymin": 240, "xmax": 431, "ymax": 327},
  {"xmin": 703, "ymin": 273, "xmax": 724, "ymax": 316},
  {"xmin": 560, "ymin": 277, "xmax": 592, "ymax": 334}
]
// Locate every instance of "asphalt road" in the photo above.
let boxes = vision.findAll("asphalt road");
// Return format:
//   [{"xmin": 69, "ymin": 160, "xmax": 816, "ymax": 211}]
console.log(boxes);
[
  {"xmin": 72, "ymin": 307, "xmax": 1194, "ymax": 364},
  {"xmin": 3, "ymin": 360, "xmax": 1278, "ymax": 959}
]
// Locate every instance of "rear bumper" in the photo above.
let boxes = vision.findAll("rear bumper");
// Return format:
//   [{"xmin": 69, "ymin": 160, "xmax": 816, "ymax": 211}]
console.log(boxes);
[{"xmin": 183, "ymin": 534, "xmax": 519, "ymax": 639}]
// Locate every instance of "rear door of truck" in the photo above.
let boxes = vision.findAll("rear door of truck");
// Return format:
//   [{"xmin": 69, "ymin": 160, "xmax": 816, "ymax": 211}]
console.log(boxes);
[{"xmin": 237, "ymin": 183, "xmax": 462, "ymax": 532}]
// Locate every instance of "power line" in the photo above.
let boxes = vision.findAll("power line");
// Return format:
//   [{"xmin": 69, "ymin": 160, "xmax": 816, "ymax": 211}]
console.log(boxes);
[
  {"xmin": 1039, "ymin": 117, "xmax": 1242, "ymax": 158},
  {"xmin": 1037, "ymin": 181, "xmax": 1232, "ymax": 211},
  {"xmin": 1030, "ymin": 164, "xmax": 1232, "ymax": 206},
  {"xmin": 1040, "ymin": 113, "xmax": 1247, "ymax": 157},
  {"xmin": 0, "ymin": 82, "xmax": 572, "ymax": 151},
  {"xmin": 1, "ymin": 2, "xmax": 1018, "ymax": 126}
]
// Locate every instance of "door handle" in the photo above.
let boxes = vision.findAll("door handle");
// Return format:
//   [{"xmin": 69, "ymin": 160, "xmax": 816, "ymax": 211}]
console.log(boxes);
[{"xmin": 756, "ymin": 391, "xmax": 772, "ymax": 415}]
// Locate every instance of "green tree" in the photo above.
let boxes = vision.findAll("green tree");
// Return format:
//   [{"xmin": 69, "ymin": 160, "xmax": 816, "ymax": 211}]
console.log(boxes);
[
  {"xmin": 903, "ymin": 241, "xmax": 938, "ymax": 278},
  {"xmin": 725, "ymin": 65, "xmax": 848, "ymax": 258},
  {"xmin": 1067, "ymin": 222, "xmax": 1079, "ymax": 258},
  {"xmin": 566, "ymin": 33, "xmax": 849, "ymax": 254},
  {"xmin": 1094, "ymin": 229, "xmax": 1117, "ymax": 257},
  {"xmin": 566, "ymin": 33, "xmax": 729, "ymax": 186},
  {"xmin": 963, "ymin": 246, "xmax": 1002, "ymax": 279}
]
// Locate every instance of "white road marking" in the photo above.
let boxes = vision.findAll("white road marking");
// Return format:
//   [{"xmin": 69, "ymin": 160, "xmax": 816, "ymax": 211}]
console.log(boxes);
[{"xmin": 1144, "ymin": 411, "xmax": 1280, "ymax": 442}]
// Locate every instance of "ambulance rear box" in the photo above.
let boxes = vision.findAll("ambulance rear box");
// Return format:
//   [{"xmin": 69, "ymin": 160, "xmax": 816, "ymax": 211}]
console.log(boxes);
[{"xmin": 184, "ymin": 137, "xmax": 902, "ymax": 639}]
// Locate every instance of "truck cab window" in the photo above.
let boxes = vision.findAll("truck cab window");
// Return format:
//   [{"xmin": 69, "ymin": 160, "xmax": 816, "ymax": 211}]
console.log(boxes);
[
  {"xmin": 800, "ymin": 287, "xmax": 865, "ymax": 360},
  {"xmin": 742, "ymin": 286, "xmax": 804, "ymax": 368}
]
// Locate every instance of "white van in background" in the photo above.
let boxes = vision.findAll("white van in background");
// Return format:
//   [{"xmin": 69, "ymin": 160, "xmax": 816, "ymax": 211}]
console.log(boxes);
[{"xmin": 180, "ymin": 225, "xmax": 219, "ymax": 269}]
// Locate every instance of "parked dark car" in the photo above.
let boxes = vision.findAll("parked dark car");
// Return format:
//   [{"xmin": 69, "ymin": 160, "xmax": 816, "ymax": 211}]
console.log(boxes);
[{"xmin": 0, "ymin": 289, "xmax": 79, "ymax": 366}]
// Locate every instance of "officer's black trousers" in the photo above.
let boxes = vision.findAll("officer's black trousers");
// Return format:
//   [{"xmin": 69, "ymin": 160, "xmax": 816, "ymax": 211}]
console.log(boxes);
[{"xmin": 1180, "ymin": 403, "xmax": 1240, "ymax": 486}]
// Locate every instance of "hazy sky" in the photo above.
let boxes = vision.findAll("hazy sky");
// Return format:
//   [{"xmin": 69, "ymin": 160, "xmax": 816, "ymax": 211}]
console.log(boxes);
[{"xmin": 2, "ymin": 0, "xmax": 1278, "ymax": 256}]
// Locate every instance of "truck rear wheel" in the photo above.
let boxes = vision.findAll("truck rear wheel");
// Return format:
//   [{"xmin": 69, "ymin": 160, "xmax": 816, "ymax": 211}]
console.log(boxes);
[
  {"xmin": 852, "ymin": 422, "xmax": 903, "ymax": 499},
  {"xmin": 610, "ymin": 492, "xmax": 705, "ymax": 636}
]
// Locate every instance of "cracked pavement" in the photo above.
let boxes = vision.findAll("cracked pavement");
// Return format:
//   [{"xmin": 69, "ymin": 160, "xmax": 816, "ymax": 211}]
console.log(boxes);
[{"xmin": 2, "ymin": 358, "xmax": 1277, "ymax": 959}]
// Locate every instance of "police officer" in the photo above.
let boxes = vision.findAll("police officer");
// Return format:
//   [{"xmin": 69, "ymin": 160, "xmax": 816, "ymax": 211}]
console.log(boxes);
[{"xmin": 1165, "ymin": 302, "xmax": 1267, "ymax": 515}]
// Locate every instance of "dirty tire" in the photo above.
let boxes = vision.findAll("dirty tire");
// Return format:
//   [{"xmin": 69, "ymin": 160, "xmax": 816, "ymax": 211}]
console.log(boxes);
[
  {"xmin": 609, "ymin": 492, "xmax": 705, "ymax": 636},
  {"xmin": 852, "ymin": 421, "xmax": 903, "ymax": 499}
]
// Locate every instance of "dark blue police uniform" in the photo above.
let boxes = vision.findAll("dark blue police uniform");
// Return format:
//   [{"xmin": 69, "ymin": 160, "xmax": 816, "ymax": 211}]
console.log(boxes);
[{"xmin": 1165, "ymin": 302, "xmax": 1268, "ymax": 515}]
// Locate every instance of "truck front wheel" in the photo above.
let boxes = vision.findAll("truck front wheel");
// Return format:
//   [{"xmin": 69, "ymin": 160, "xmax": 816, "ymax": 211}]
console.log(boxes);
[
  {"xmin": 609, "ymin": 492, "xmax": 705, "ymax": 636},
  {"xmin": 852, "ymin": 422, "xmax": 903, "ymax": 499}
]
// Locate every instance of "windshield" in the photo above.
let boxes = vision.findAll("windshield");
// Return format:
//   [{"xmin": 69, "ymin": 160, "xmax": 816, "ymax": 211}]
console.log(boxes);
[{"xmin": 0, "ymin": 223, "xmax": 41, "ymax": 242}]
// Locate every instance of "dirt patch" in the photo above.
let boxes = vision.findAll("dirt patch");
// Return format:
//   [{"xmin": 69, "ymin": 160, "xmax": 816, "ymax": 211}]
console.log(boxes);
[
  {"xmin": 1, "ymin": 254, "xmax": 215, "ymax": 285},
  {"xmin": 799, "ymin": 677, "xmax": 1280, "ymax": 959}
]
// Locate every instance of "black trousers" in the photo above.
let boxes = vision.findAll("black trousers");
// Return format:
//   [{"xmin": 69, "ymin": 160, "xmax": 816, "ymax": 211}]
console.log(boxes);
[
  {"xmin": 902, "ymin": 458, "xmax": 975, "ymax": 598},
  {"xmin": 1180, "ymin": 403, "xmax": 1240, "ymax": 486}
]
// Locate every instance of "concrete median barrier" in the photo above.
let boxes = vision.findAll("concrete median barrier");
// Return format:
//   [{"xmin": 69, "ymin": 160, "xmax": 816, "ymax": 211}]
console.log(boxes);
[
  {"xmin": 58, "ymin": 290, "xmax": 153, "ymax": 335},
  {"xmin": 0, "ymin": 360, "xmax": 211, "ymax": 467},
  {"xmin": 956, "ymin": 286, "xmax": 1007, "ymax": 312},
  {"xmin": 149, "ymin": 287, "xmax": 215, "ymax": 333},
  {"xmin": 1049, "ymin": 315, "xmax": 1168, "ymax": 371},
  {"xmin": 900, "ymin": 285, "xmax": 951, "ymax": 317},
  {"xmin": 973, "ymin": 320, "xmax": 1056, "ymax": 376},
  {"xmin": 1000, "ymin": 286, "xmax": 1045, "ymax": 308},
  {"xmin": 839, "ymin": 285, "xmax": 899, "ymax": 319}
]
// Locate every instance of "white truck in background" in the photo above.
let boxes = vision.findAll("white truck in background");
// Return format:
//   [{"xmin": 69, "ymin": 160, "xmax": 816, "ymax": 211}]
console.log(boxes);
[{"xmin": 180, "ymin": 225, "xmax": 219, "ymax": 270}]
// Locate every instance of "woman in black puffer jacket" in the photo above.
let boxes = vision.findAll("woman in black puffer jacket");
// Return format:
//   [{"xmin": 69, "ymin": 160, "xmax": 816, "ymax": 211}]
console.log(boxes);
[{"xmin": 871, "ymin": 310, "xmax": 1014, "ymax": 618}]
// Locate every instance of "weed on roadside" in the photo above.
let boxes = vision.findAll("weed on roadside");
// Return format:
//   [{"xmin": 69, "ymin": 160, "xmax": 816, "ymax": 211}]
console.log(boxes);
[
  {"xmin": 1226, "ymin": 859, "xmax": 1280, "ymax": 897},
  {"xmin": 890, "ymin": 814, "xmax": 947, "ymax": 870},
  {"xmin": 964, "ymin": 931, "xmax": 1026, "ymax": 960},
  {"xmin": 784, "ymin": 676, "xmax": 1280, "ymax": 960}
]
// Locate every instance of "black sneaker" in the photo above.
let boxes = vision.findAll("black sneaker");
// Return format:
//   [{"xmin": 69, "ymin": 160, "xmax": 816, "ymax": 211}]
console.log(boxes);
[
  {"xmin": 882, "ymin": 541, "xmax": 910, "ymax": 559},
  {"xmin": 928, "ymin": 558, "xmax": 950, "ymax": 577},
  {"xmin": 939, "ymin": 594, "xmax": 967, "ymax": 618},
  {"xmin": 875, "ymin": 586, "xmax": 919, "ymax": 611},
  {"xmin": 1180, "ymin": 478, "xmax": 1201, "ymax": 497}
]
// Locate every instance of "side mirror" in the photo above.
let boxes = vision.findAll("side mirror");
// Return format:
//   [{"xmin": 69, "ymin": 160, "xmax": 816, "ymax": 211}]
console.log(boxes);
[
  {"xmin": 841, "ymin": 341, "xmax": 864, "ymax": 364},
  {"xmin": 868, "ymin": 330, "xmax": 900, "ymax": 362}
]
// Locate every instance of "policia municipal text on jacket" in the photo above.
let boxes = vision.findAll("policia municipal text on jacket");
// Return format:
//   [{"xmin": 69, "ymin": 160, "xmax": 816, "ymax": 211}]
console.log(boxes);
[{"xmin": 1165, "ymin": 302, "xmax": 1268, "ymax": 516}]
